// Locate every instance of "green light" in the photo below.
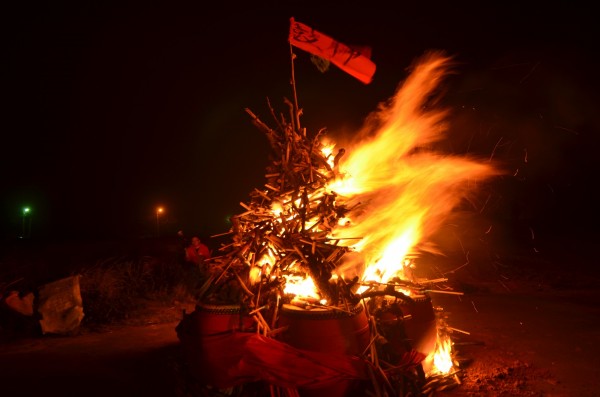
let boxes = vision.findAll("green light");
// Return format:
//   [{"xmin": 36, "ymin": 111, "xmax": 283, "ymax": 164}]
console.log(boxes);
[{"xmin": 21, "ymin": 207, "xmax": 32, "ymax": 238}]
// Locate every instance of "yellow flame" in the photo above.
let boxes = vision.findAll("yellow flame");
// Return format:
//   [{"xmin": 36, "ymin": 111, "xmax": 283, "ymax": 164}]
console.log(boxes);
[
  {"xmin": 249, "ymin": 250, "xmax": 278, "ymax": 285},
  {"xmin": 327, "ymin": 52, "xmax": 501, "ymax": 281},
  {"xmin": 271, "ymin": 200, "xmax": 283, "ymax": 216},
  {"xmin": 249, "ymin": 266, "xmax": 262, "ymax": 285},
  {"xmin": 424, "ymin": 331, "xmax": 454, "ymax": 375},
  {"xmin": 284, "ymin": 275, "xmax": 321, "ymax": 301}
]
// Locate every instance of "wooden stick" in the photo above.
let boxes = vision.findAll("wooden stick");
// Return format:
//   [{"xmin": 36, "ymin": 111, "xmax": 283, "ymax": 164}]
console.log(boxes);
[
  {"xmin": 446, "ymin": 326, "xmax": 471, "ymax": 335},
  {"xmin": 267, "ymin": 325, "xmax": 288, "ymax": 337},
  {"xmin": 426, "ymin": 289, "xmax": 464, "ymax": 296},
  {"xmin": 249, "ymin": 305, "xmax": 268, "ymax": 315},
  {"xmin": 233, "ymin": 272, "xmax": 255, "ymax": 299},
  {"xmin": 254, "ymin": 188, "xmax": 272, "ymax": 201},
  {"xmin": 271, "ymin": 294, "xmax": 281, "ymax": 329}
]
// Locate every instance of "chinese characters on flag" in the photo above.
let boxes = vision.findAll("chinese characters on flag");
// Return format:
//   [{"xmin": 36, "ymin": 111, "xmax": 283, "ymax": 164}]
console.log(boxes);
[{"xmin": 289, "ymin": 17, "xmax": 376, "ymax": 84}]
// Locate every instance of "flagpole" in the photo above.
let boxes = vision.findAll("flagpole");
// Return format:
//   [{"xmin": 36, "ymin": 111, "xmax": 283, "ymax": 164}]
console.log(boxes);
[{"xmin": 289, "ymin": 42, "xmax": 302, "ymax": 134}]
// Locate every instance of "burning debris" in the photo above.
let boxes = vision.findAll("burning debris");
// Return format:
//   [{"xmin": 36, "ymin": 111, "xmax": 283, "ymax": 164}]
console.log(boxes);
[{"xmin": 177, "ymin": 49, "xmax": 501, "ymax": 397}]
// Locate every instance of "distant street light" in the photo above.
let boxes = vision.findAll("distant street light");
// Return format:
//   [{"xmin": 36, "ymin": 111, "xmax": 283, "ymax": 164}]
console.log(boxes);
[
  {"xmin": 156, "ymin": 206, "xmax": 164, "ymax": 237},
  {"xmin": 22, "ymin": 207, "xmax": 31, "ymax": 238}
]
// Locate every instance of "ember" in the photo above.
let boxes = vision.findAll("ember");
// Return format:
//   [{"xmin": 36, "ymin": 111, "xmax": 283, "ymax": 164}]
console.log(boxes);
[{"xmin": 177, "ymin": 40, "xmax": 502, "ymax": 396}]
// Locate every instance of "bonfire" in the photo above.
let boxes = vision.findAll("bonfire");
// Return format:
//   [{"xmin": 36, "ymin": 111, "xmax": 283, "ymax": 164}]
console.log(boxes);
[{"xmin": 177, "ymin": 21, "xmax": 502, "ymax": 397}]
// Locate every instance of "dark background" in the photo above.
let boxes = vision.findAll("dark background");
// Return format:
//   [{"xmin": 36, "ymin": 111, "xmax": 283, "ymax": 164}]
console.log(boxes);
[{"xmin": 3, "ymin": 1, "xmax": 599, "ymax": 254}]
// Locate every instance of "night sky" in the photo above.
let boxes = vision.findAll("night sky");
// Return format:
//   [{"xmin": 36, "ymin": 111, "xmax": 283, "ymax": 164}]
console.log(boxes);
[{"xmin": 4, "ymin": 1, "xmax": 599, "ymax": 247}]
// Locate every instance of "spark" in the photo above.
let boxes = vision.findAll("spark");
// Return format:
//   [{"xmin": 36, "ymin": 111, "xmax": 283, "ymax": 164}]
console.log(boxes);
[
  {"xmin": 489, "ymin": 136, "xmax": 503, "ymax": 161},
  {"xmin": 555, "ymin": 125, "xmax": 579, "ymax": 135},
  {"xmin": 519, "ymin": 61, "xmax": 540, "ymax": 84}
]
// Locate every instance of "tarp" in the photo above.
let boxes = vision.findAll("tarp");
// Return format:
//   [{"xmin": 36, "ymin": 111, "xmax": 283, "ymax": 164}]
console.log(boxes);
[
  {"xmin": 37, "ymin": 275, "xmax": 84, "ymax": 335},
  {"xmin": 176, "ymin": 306, "xmax": 427, "ymax": 391}
]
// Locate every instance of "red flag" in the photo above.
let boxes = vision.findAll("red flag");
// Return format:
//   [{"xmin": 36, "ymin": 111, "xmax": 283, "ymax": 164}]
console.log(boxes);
[{"xmin": 289, "ymin": 17, "xmax": 376, "ymax": 84}]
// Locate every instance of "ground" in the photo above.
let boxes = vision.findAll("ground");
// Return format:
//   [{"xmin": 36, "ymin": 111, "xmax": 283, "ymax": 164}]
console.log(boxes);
[
  {"xmin": 433, "ymin": 289, "xmax": 600, "ymax": 397},
  {"xmin": 429, "ymin": 246, "xmax": 600, "ymax": 397},
  {"xmin": 1, "ymin": 247, "xmax": 599, "ymax": 397}
]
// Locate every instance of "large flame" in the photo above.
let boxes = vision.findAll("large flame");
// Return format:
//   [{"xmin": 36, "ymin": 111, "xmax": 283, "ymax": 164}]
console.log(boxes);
[
  {"xmin": 280, "ymin": 52, "xmax": 501, "ymax": 300},
  {"xmin": 328, "ymin": 52, "xmax": 501, "ymax": 285}
]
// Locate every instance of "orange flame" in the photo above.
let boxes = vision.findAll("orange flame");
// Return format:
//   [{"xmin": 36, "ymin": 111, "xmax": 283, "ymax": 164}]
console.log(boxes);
[
  {"xmin": 423, "ymin": 330, "xmax": 455, "ymax": 375},
  {"xmin": 328, "ymin": 52, "xmax": 501, "ymax": 284}
]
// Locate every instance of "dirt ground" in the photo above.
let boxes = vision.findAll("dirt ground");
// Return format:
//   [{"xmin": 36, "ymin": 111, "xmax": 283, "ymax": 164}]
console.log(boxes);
[
  {"xmin": 433, "ymin": 288, "xmax": 600, "ymax": 397},
  {"xmin": 425, "ymin": 240, "xmax": 600, "ymax": 397},
  {"xmin": 1, "ymin": 249, "xmax": 599, "ymax": 397}
]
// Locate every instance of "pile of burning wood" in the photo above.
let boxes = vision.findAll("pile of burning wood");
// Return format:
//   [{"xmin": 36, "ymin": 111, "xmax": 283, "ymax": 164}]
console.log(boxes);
[
  {"xmin": 177, "ymin": 58, "xmax": 465, "ymax": 396},
  {"xmin": 205, "ymin": 103, "xmax": 362, "ymax": 309}
]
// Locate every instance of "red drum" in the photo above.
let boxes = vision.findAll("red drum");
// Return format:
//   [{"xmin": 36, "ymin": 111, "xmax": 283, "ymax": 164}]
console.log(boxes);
[
  {"xmin": 277, "ymin": 302, "xmax": 371, "ymax": 397},
  {"xmin": 184, "ymin": 303, "xmax": 255, "ymax": 335},
  {"xmin": 176, "ymin": 303, "xmax": 255, "ymax": 387},
  {"xmin": 400, "ymin": 295, "xmax": 437, "ymax": 358},
  {"xmin": 376, "ymin": 294, "xmax": 437, "ymax": 367}
]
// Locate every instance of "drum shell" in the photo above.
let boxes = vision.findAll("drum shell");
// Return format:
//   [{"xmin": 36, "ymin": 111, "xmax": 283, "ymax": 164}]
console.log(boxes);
[
  {"xmin": 176, "ymin": 304, "xmax": 255, "ymax": 387},
  {"xmin": 277, "ymin": 303, "xmax": 371, "ymax": 397},
  {"xmin": 400, "ymin": 295, "xmax": 437, "ymax": 358}
]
